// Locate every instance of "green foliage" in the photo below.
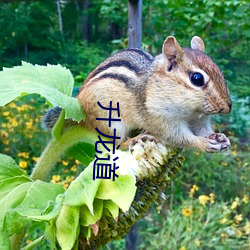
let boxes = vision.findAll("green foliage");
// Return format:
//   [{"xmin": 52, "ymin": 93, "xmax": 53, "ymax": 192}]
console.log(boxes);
[
  {"xmin": 0, "ymin": 136, "xmax": 153, "ymax": 249},
  {"xmin": 0, "ymin": 1, "xmax": 61, "ymax": 65},
  {"xmin": 0, "ymin": 62, "xmax": 138, "ymax": 249},
  {"xmin": 61, "ymin": 42, "xmax": 110, "ymax": 86},
  {"xmin": 66, "ymin": 142, "xmax": 96, "ymax": 166},
  {"xmin": 0, "ymin": 0, "xmax": 249, "ymax": 100},
  {"xmin": 220, "ymin": 97, "xmax": 250, "ymax": 139},
  {"xmin": 0, "ymin": 62, "xmax": 84, "ymax": 121},
  {"xmin": 142, "ymin": 0, "xmax": 250, "ymax": 99},
  {"xmin": 107, "ymin": 142, "xmax": 250, "ymax": 249},
  {"xmin": 0, "ymin": 1, "xmax": 249, "ymax": 249},
  {"xmin": 0, "ymin": 154, "xmax": 64, "ymax": 249},
  {"xmin": 0, "ymin": 96, "xmax": 48, "ymax": 174},
  {"xmin": 138, "ymin": 197, "xmax": 249, "ymax": 249},
  {"xmin": 177, "ymin": 147, "xmax": 250, "ymax": 203}
]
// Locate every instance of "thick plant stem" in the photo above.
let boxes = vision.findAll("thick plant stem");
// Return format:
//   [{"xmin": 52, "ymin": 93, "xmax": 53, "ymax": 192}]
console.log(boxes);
[
  {"xmin": 10, "ymin": 233, "xmax": 24, "ymax": 250},
  {"xmin": 11, "ymin": 126, "xmax": 97, "ymax": 249},
  {"xmin": 30, "ymin": 125, "xmax": 97, "ymax": 181}
]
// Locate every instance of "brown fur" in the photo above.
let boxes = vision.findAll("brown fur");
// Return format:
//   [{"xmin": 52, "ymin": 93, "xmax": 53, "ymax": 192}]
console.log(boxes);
[{"xmin": 77, "ymin": 36, "xmax": 231, "ymax": 152}]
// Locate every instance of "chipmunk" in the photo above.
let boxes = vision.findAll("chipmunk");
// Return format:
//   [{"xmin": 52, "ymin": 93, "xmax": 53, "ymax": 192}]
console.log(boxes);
[{"xmin": 43, "ymin": 36, "xmax": 232, "ymax": 153}]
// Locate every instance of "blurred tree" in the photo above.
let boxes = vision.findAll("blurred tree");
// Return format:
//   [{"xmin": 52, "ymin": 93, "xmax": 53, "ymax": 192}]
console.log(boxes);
[
  {"xmin": 57, "ymin": 0, "xmax": 64, "ymax": 36},
  {"xmin": 128, "ymin": 0, "xmax": 142, "ymax": 48},
  {"xmin": 0, "ymin": 0, "xmax": 248, "ymax": 95},
  {"xmin": 82, "ymin": 0, "xmax": 91, "ymax": 41}
]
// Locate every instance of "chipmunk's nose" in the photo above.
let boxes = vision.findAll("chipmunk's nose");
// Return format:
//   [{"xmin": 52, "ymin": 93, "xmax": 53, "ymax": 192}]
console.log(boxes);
[{"xmin": 219, "ymin": 101, "xmax": 232, "ymax": 114}]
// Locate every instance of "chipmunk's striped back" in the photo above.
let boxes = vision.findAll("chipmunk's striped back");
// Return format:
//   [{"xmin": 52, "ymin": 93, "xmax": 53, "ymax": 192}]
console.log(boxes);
[
  {"xmin": 77, "ymin": 48, "xmax": 155, "ymax": 141},
  {"xmin": 43, "ymin": 36, "xmax": 232, "ymax": 153},
  {"xmin": 83, "ymin": 48, "xmax": 155, "ymax": 89}
]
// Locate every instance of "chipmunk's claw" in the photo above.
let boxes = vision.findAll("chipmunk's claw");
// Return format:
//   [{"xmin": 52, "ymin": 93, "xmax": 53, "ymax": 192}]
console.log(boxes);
[
  {"xmin": 129, "ymin": 134, "xmax": 156, "ymax": 152},
  {"xmin": 207, "ymin": 133, "xmax": 230, "ymax": 152}
]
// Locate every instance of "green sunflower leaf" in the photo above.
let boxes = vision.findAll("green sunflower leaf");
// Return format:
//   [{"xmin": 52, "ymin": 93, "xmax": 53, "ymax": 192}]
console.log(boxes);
[
  {"xmin": 0, "ymin": 62, "xmax": 84, "ymax": 121},
  {"xmin": 56, "ymin": 205, "xmax": 80, "ymax": 250},
  {"xmin": 96, "ymin": 174, "xmax": 136, "ymax": 212},
  {"xmin": 80, "ymin": 199, "xmax": 103, "ymax": 227}
]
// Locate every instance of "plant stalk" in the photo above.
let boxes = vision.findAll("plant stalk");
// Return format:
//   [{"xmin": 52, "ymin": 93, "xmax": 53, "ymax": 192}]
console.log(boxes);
[
  {"xmin": 11, "ymin": 126, "xmax": 97, "ymax": 249},
  {"xmin": 30, "ymin": 125, "xmax": 97, "ymax": 181}
]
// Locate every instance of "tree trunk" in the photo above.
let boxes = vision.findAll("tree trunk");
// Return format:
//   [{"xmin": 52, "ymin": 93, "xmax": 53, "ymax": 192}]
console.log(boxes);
[
  {"xmin": 128, "ymin": 0, "xmax": 142, "ymax": 48},
  {"xmin": 126, "ymin": 2, "xmax": 142, "ymax": 246},
  {"xmin": 56, "ymin": 0, "xmax": 63, "ymax": 36},
  {"xmin": 82, "ymin": 0, "xmax": 89, "ymax": 41}
]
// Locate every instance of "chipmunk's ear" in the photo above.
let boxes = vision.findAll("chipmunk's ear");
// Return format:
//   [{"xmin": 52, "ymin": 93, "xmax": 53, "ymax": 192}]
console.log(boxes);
[
  {"xmin": 191, "ymin": 36, "xmax": 205, "ymax": 52},
  {"xmin": 162, "ymin": 36, "xmax": 184, "ymax": 63}
]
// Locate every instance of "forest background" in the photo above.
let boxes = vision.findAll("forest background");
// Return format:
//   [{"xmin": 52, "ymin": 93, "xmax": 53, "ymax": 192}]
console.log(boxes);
[{"xmin": 0, "ymin": 0, "xmax": 249, "ymax": 249}]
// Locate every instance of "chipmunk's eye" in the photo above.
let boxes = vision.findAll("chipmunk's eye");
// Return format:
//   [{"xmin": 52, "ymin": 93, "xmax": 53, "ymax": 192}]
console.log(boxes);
[{"xmin": 190, "ymin": 72, "xmax": 204, "ymax": 87}]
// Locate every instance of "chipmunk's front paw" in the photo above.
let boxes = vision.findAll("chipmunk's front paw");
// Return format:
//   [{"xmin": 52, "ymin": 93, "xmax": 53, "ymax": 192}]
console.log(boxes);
[{"xmin": 206, "ymin": 133, "xmax": 230, "ymax": 152}]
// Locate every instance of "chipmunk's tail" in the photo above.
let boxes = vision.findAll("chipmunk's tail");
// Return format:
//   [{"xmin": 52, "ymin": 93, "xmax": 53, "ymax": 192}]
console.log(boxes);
[{"xmin": 41, "ymin": 106, "xmax": 62, "ymax": 130}]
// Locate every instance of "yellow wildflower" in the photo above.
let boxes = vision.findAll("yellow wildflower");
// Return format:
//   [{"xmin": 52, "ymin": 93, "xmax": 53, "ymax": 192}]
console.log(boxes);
[
  {"xmin": 194, "ymin": 238, "xmax": 201, "ymax": 247},
  {"xmin": 198, "ymin": 195, "xmax": 210, "ymax": 206},
  {"xmin": 9, "ymin": 102, "xmax": 16, "ymax": 108},
  {"xmin": 51, "ymin": 175, "xmax": 61, "ymax": 183},
  {"xmin": 26, "ymin": 121, "xmax": 33, "ymax": 129},
  {"xmin": 221, "ymin": 162, "xmax": 228, "ymax": 167},
  {"xmin": 243, "ymin": 195, "xmax": 248, "ymax": 204},
  {"xmin": 221, "ymin": 232, "xmax": 227, "ymax": 238},
  {"xmin": 32, "ymin": 157, "xmax": 39, "ymax": 162},
  {"xmin": 71, "ymin": 165, "xmax": 77, "ymax": 172},
  {"xmin": 220, "ymin": 217, "xmax": 228, "ymax": 224},
  {"xmin": 189, "ymin": 184, "xmax": 199, "ymax": 198},
  {"xmin": 182, "ymin": 207, "xmax": 192, "ymax": 217},
  {"xmin": 17, "ymin": 106, "xmax": 23, "ymax": 112},
  {"xmin": 17, "ymin": 105, "xmax": 30, "ymax": 112},
  {"xmin": 232, "ymin": 150, "xmax": 237, "ymax": 156},
  {"xmin": 234, "ymin": 214, "xmax": 243, "ymax": 224},
  {"xmin": 75, "ymin": 159, "xmax": 81, "ymax": 165},
  {"xmin": 18, "ymin": 152, "xmax": 30, "ymax": 159},
  {"xmin": 11, "ymin": 119, "xmax": 18, "ymax": 127},
  {"xmin": 244, "ymin": 221, "xmax": 250, "ymax": 234},
  {"xmin": 231, "ymin": 201, "xmax": 238, "ymax": 209},
  {"xmin": 3, "ymin": 138, "xmax": 9, "ymax": 145},
  {"xmin": 0, "ymin": 130, "xmax": 8, "ymax": 138},
  {"xmin": 209, "ymin": 193, "xmax": 215, "ymax": 204},
  {"xmin": 231, "ymin": 197, "xmax": 240, "ymax": 209},
  {"xmin": 19, "ymin": 161, "xmax": 28, "ymax": 169},
  {"xmin": 179, "ymin": 247, "xmax": 186, "ymax": 250},
  {"xmin": 3, "ymin": 111, "xmax": 9, "ymax": 116},
  {"xmin": 66, "ymin": 176, "xmax": 75, "ymax": 182},
  {"xmin": 235, "ymin": 229, "xmax": 242, "ymax": 237},
  {"xmin": 62, "ymin": 160, "xmax": 69, "ymax": 166},
  {"xmin": 26, "ymin": 239, "xmax": 32, "ymax": 244}
]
